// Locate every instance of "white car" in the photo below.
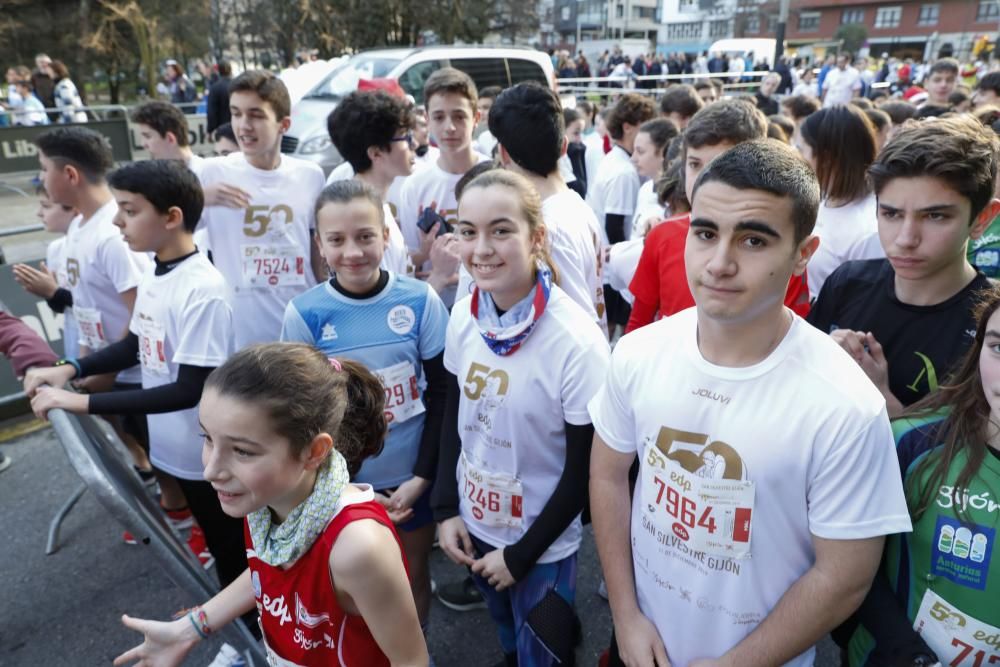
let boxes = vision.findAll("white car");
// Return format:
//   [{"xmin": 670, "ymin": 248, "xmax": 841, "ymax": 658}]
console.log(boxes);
[{"xmin": 282, "ymin": 45, "xmax": 556, "ymax": 173}]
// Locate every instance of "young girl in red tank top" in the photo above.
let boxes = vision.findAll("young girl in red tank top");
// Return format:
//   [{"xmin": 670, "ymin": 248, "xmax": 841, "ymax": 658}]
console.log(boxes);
[{"xmin": 113, "ymin": 342, "xmax": 429, "ymax": 667}]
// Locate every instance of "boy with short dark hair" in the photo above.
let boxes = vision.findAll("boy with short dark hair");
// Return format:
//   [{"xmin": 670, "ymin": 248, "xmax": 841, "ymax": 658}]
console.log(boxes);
[
  {"xmin": 780, "ymin": 94, "xmax": 820, "ymax": 145},
  {"xmin": 481, "ymin": 81, "xmax": 606, "ymax": 333},
  {"xmin": 327, "ymin": 90, "xmax": 415, "ymax": 276},
  {"xmin": 397, "ymin": 67, "xmax": 490, "ymax": 306},
  {"xmin": 591, "ymin": 139, "xmax": 910, "ymax": 667},
  {"xmin": 974, "ymin": 70, "xmax": 1000, "ymax": 109},
  {"xmin": 692, "ymin": 79, "xmax": 717, "ymax": 105},
  {"xmin": 658, "ymin": 83, "xmax": 703, "ymax": 129},
  {"xmin": 864, "ymin": 108, "xmax": 891, "ymax": 152},
  {"xmin": 924, "ymin": 57, "xmax": 959, "ymax": 106},
  {"xmin": 626, "ymin": 99, "xmax": 811, "ymax": 332},
  {"xmin": 34, "ymin": 127, "xmax": 150, "ymax": 378},
  {"xmin": 808, "ymin": 115, "xmax": 1000, "ymax": 415},
  {"xmin": 130, "ymin": 100, "xmax": 247, "ymax": 215},
  {"xmin": 130, "ymin": 101, "xmax": 200, "ymax": 169},
  {"xmin": 196, "ymin": 69, "xmax": 327, "ymax": 350},
  {"xmin": 24, "ymin": 160, "xmax": 246, "ymax": 660}
]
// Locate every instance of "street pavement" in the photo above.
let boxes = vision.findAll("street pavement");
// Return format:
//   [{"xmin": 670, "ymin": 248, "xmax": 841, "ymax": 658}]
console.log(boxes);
[{"xmin": 1, "ymin": 417, "xmax": 840, "ymax": 667}]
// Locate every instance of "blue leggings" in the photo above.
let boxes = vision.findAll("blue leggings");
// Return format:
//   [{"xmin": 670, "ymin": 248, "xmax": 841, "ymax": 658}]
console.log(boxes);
[{"xmin": 469, "ymin": 534, "xmax": 578, "ymax": 666}]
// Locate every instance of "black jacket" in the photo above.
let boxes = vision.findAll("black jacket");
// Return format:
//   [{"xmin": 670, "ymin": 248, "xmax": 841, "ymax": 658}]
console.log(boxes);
[{"xmin": 206, "ymin": 76, "xmax": 232, "ymax": 134}]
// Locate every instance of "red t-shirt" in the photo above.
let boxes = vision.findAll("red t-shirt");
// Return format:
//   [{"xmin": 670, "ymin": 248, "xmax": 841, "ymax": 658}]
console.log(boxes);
[
  {"xmin": 626, "ymin": 213, "xmax": 811, "ymax": 333},
  {"xmin": 246, "ymin": 498, "xmax": 407, "ymax": 667}
]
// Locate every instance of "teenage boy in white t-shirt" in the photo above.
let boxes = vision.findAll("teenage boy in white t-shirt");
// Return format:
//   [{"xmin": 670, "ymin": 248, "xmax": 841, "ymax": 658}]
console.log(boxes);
[
  {"xmin": 35, "ymin": 128, "xmax": 150, "ymax": 375},
  {"xmin": 25, "ymin": 161, "xmax": 251, "ymax": 660},
  {"xmin": 397, "ymin": 67, "xmax": 490, "ymax": 306},
  {"xmin": 130, "ymin": 101, "xmax": 206, "ymax": 174},
  {"xmin": 484, "ymin": 81, "xmax": 607, "ymax": 334},
  {"xmin": 197, "ymin": 70, "xmax": 327, "ymax": 350},
  {"xmin": 588, "ymin": 140, "xmax": 912, "ymax": 667}
]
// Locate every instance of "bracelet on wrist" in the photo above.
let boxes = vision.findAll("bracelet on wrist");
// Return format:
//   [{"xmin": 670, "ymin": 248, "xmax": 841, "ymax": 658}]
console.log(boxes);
[
  {"xmin": 186, "ymin": 606, "xmax": 211, "ymax": 640},
  {"xmin": 54, "ymin": 358, "xmax": 81, "ymax": 379}
]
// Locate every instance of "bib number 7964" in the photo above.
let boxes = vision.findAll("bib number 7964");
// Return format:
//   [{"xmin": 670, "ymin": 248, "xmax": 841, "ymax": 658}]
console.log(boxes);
[
  {"xmin": 642, "ymin": 427, "xmax": 755, "ymax": 558},
  {"xmin": 649, "ymin": 475, "xmax": 718, "ymax": 534}
]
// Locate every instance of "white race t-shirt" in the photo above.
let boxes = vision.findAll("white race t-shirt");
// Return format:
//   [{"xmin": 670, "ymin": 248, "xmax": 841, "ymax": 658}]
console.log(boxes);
[
  {"xmin": 588, "ymin": 308, "xmax": 912, "ymax": 667},
  {"xmin": 46, "ymin": 237, "xmax": 78, "ymax": 358},
  {"xmin": 583, "ymin": 132, "xmax": 605, "ymax": 195},
  {"xmin": 445, "ymin": 287, "xmax": 609, "ymax": 562},
  {"xmin": 398, "ymin": 155, "xmax": 489, "ymax": 307},
  {"xmin": 415, "ymin": 146, "xmax": 440, "ymax": 169},
  {"xmin": 63, "ymin": 200, "xmax": 150, "ymax": 383},
  {"xmin": 823, "ymin": 67, "xmax": 862, "ymax": 107},
  {"xmin": 587, "ymin": 145, "xmax": 640, "ymax": 245},
  {"xmin": 543, "ymin": 190, "xmax": 607, "ymax": 335},
  {"xmin": 807, "ymin": 193, "xmax": 881, "ymax": 299},
  {"xmin": 130, "ymin": 253, "xmax": 233, "ymax": 479},
  {"xmin": 382, "ymin": 203, "xmax": 411, "ymax": 276},
  {"xmin": 397, "ymin": 155, "xmax": 490, "ymax": 252},
  {"xmin": 632, "ymin": 179, "xmax": 664, "ymax": 238},
  {"xmin": 842, "ymin": 230, "xmax": 889, "ymax": 266},
  {"xmin": 326, "ymin": 160, "xmax": 354, "ymax": 184},
  {"xmin": 186, "ymin": 153, "xmax": 206, "ymax": 179},
  {"xmin": 604, "ymin": 238, "xmax": 644, "ymax": 305},
  {"xmin": 476, "ymin": 129, "xmax": 498, "ymax": 157},
  {"xmin": 197, "ymin": 152, "xmax": 324, "ymax": 350}
]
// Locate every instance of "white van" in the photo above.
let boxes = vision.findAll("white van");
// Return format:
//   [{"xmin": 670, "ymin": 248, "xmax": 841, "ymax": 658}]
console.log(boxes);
[{"xmin": 283, "ymin": 45, "xmax": 555, "ymax": 173}]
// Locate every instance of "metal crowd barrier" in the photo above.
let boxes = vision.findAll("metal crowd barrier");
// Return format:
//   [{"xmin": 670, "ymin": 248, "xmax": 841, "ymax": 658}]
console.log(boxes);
[
  {"xmin": 556, "ymin": 70, "xmax": 769, "ymax": 97},
  {"xmin": 47, "ymin": 404, "xmax": 265, "ymax": 665}
]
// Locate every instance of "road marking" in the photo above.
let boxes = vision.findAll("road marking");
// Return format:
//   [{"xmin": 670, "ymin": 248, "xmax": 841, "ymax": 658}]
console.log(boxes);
[{"xmin": 0, "ymin": 418, "xmax": 49, "ymax": 443}]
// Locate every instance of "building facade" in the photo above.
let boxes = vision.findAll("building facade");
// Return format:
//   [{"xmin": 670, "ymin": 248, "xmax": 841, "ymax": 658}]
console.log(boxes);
[
  {"xmin": 740, "ymin": 0, "xmax": 999, "ymax": 59},
  {"xmin": 554, "ymin": 0, "xmax": 660, "ymax": 49},
  {"xmin": 657, "ymin": 0, "xmax": 743, "ymax": 55}
]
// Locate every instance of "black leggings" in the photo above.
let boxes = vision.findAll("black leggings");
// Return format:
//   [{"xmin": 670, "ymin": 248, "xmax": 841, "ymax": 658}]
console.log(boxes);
[{"xmin": 175, "ymin": 477, "xmax": 261, "ymax": 638}]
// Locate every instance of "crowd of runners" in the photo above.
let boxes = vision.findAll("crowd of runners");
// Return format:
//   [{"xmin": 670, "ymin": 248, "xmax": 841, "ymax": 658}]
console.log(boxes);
[{"xmin": 2, "ymin": 50, "xmax": 999, "ymax": 667}]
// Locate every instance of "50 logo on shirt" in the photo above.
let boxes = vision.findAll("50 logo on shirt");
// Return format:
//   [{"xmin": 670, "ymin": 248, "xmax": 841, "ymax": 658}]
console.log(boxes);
[
  {"xmin": 66, "ymin": 258, "xmax": 80, "ymax": 287},
  {"xmin": 243, "ymin": 204, "xmax": 294, "ymax": 238},
  {"xmin": 463, "ymin": 362, "xmax": 509, "ymax": 402}
]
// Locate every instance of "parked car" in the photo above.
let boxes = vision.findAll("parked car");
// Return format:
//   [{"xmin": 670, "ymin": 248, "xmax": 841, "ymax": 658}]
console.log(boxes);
[{"xmin": 283, "ymin": 45, "xmax": 555, "ymax": 173}]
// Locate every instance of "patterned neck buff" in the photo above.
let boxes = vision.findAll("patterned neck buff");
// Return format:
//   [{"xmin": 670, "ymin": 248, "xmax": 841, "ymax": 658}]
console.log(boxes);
[
  {"xmin": 247, "ymin": 450, "xmax": 350, "ymax": 566},
  {"xmin": 471, "ymin": 263, "xmax": 553, "ymax": 357}
]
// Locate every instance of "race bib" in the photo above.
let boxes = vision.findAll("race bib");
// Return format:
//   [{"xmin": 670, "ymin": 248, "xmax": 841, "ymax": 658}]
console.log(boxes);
[
  {"xmin": 459, "ymin": 452, "xmax": 524, "ymax": 529},
  {"xmin": 914, "ymin": 589, "xmax": 1000, "ymax": 666},
  {"xmin": 241, "ymin": 244, "xmax": 306, "ymax": 288},
  {"xmin": 641, "ymin": 450, "xmax": 755, "ymax": 559},
  {"xmin": 137, "ymin": 318, "xmax": 168, "ymax": 376},
  {"xmin": 373, "ymin": 360, "xmax": 425, "ymax": 425},
  {"xmin": 75, "ymin": 307, "xmax": 107, "ymax": 350}
]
